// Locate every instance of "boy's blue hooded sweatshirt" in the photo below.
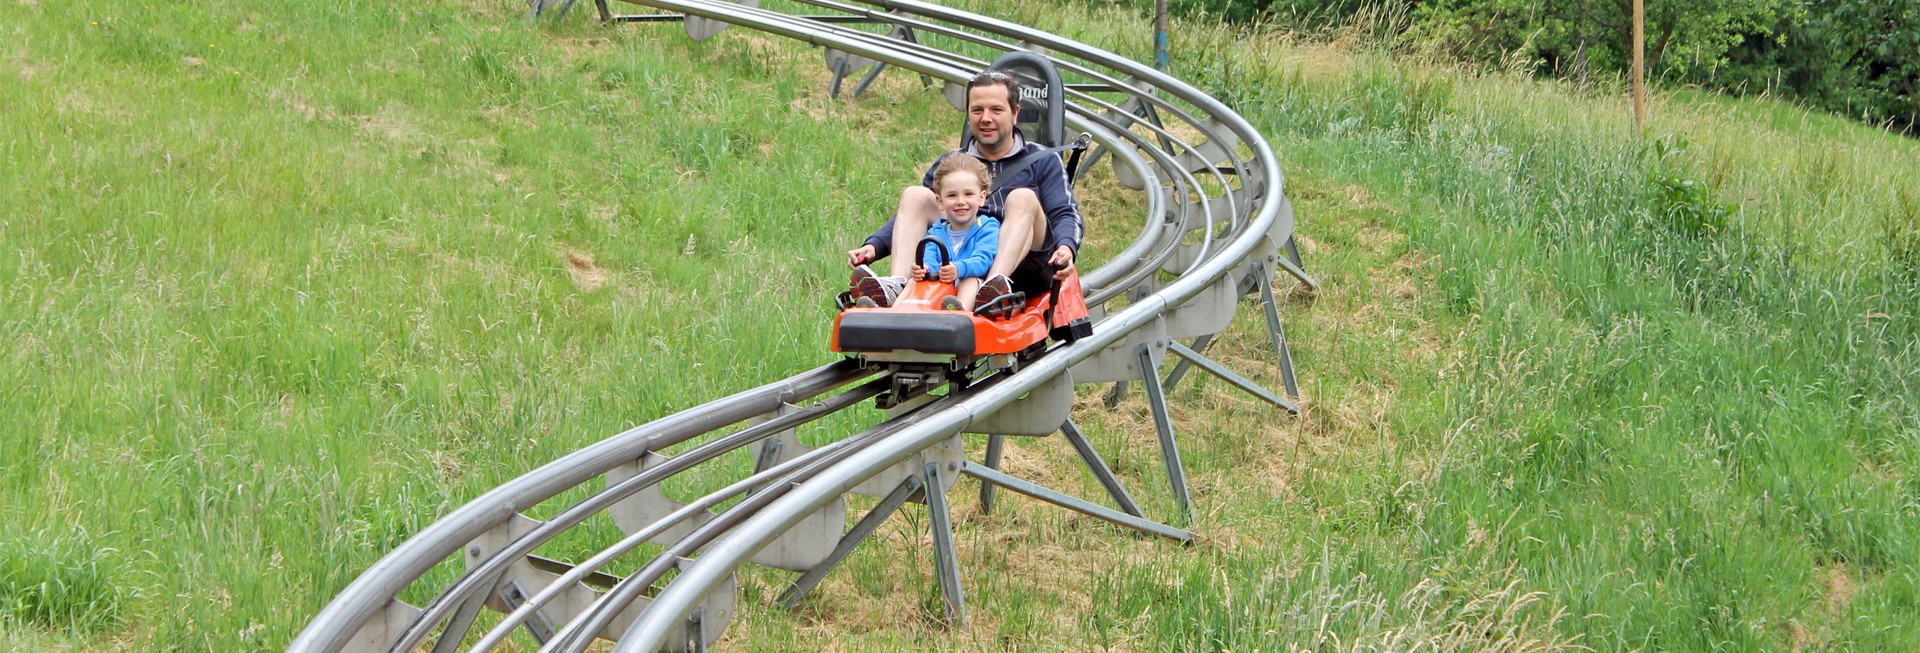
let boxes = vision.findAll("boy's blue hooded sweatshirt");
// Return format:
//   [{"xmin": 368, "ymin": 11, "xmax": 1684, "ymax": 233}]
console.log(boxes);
[{"xmin": 919, "ymin": 216, "xmax": 1000, "ymax": 281}]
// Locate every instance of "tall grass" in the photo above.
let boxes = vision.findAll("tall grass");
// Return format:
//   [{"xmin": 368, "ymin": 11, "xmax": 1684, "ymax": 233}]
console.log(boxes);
[
  {"xmin": 0, "ymin": 528, "xmax": 130, "ymax": 633},
  {"xmin": 1075, "ymin": 6, "xmax": 1920, "ymax": 649}
]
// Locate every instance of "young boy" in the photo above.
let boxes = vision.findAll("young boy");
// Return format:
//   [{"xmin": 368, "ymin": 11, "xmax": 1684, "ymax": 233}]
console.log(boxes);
[{"xmin": 852, "ymin": 154, "xmax": 1000, "ymax": 312}]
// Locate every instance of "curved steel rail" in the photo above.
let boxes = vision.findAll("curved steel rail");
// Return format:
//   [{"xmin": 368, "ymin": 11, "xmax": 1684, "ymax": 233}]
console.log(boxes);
[{"xmin": 291, "ymin": 1, "xmax": 1309, "ymax": 651}]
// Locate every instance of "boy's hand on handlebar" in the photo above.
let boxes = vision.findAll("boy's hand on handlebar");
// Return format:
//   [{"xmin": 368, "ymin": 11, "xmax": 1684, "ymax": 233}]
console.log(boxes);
[
  {"xmin": 911, "ymin": 264, "xmax": 928, "ymax": 280},
  {"xmin": 938, "ymin": 264, "xmax": 957, "ymax": 284},
  {"xmin": 1050, "ymin": 245, "xmax": 1076, "ymax": 280},
  {"xmin": 847, "ymin": 244, "xmax": 876, "ymax": 268}
]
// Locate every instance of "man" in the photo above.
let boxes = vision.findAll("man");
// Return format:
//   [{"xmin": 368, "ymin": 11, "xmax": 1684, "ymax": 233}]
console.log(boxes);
[{"xmin": 845, "ymin": 70, "xmax": 1082, "ymax": 311}]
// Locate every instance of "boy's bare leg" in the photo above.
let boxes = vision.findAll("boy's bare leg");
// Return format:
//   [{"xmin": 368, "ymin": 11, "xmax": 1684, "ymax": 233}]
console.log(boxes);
[
  {"xmin": 889, "ymin": 186, "xmax": 943, "ymax": 279},
  {"xmin": 988, "ymin": 188, "xmax": 1047, "ymax": 278},
  {"xmin": 956, "ymin": 278, "xmax": 983, "ymax": 310}
]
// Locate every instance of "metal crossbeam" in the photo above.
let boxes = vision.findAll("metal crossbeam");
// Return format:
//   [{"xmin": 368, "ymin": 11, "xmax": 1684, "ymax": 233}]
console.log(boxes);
[
  {"xmin": 961, "ymin": 463, "xmax": 1190, "ymax": 542},
  {"xmin": 1059, "ymin": 419, "xmax": 1143, "ymax": 517},
  {"xmin": 1166, "ymin": 340, "xmax": 1299, "ymax": 415}
]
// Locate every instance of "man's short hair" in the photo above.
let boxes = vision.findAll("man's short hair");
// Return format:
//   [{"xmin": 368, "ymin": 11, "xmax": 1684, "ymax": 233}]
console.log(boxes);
[{"xmin": 965, "ymin": 70, "xmax": 1020, "ymax": 105}]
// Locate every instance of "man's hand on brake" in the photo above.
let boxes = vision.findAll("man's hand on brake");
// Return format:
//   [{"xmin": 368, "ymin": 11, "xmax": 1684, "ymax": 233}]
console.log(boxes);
[
  {"xmin": 1049, "ymin": 245, "xmax": 1075, "ymax": 280},
  {"xmin": 847, "ymin": 244, "xmax": 877, "ymax": 268}
]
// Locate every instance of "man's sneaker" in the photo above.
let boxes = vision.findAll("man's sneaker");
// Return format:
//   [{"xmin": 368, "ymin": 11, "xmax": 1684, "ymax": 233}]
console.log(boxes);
[
  {"xmin": 849, "ymin": 264, "xmax": 907, "ymax": 308},
  {"xmin": 973, "ymin": 274, "xmax": 1015, "ymax": 316},
  {"xmin": 940, "ymin": 295, "xmax": 963, "ymax": 311}
]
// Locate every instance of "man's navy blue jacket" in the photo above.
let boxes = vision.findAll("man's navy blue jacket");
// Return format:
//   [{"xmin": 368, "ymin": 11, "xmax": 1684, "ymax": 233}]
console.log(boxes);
[{"xmin": 863, "ymin": 133, "xmax": 1082, "ymax": 263}]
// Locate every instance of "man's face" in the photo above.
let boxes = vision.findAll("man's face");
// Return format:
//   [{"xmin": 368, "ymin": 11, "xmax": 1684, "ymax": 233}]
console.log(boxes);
[{"xmin": 967, "ymin": 83, "xmax": 1017, "ymax": 154}]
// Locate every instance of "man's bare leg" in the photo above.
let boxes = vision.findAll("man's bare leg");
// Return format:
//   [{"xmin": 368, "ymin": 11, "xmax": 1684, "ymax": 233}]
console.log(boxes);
[
  {"xmin": 889, "ymin": 186, "xmax": 943, "ymax": 279},
  {"xmin": 988, "ymin": 188, "xmax": 1047, "ymax": 278}
]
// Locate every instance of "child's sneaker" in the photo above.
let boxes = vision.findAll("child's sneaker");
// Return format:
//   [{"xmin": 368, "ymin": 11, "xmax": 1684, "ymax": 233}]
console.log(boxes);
[
  {"xmin": 849, "ymin": 264, "xmax": 907, "ymax": 308},
  {"xmin": 940, "ymin": 295, "xmax": 963, "ymax": 311}
]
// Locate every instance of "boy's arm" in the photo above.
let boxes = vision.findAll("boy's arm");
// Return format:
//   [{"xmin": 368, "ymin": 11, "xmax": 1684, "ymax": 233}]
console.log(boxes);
[{"xmin": 953, "ymin": 220, "xmax": 1000, "ymax": 280}]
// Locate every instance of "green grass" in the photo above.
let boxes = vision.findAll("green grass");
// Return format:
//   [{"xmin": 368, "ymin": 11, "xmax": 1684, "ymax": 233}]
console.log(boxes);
[
  {"xmin": 3, "ymin": 0, "xmax": 1916, "ymax": 651},
  {"xmin": 0, "ymin": 528, "xmax": 130, "ymax": 634}
]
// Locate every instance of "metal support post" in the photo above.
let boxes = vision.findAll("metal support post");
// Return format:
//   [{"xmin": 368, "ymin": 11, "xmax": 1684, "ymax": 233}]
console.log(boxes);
[
  {"xmin": 494, "ymin": 581, "xmax": 557, "ymax": 644},
  {"xmin": 685, "ymin": 608, "xmax": 706, "ymax": 653},
  {"xmin": 1103, "ymin": 380, "xmax": 1129, "ymax": 409},
  {"xmin": 781, "ymin": 476, "xmax": 924, "ymax": 609},
  {"xmin": 1059, "ymin": 420, "xmax": 1143, "ymax": 517},
  {"xmin": 428, "ymin": 584, "xmax": 494, "ymax": 653},
  {"xmin": 923, "ymin": 462, "xmax": 965, "ymax": 626},
  {"xmin": 1137, "ymin": 344, "xmax": 1191, "ymax": 525},
  {"xmin": 978, "ymin": 434, "xmax": 1005, "ymax": 514},
  {"xmin": 850, "ymin": 25, "xmax": 927, "ymax": 98},
  {"xmin": 748, "ymin": 437, "xmax": 783, "ymax": 497},
  {"xmin": 528, "ymin": 0, "xmax": 579, "ymax": 20},
  {"xmin": 1254, "ymin": 261, "xmax": 1301, "ymax": 399},
  {"xmin": 828, "ymin": 57, "xmax": 852, "ymax": 98},
  {"xmin": 961, "ymin": 463, "xmax": 1190, "ymax": 542}
]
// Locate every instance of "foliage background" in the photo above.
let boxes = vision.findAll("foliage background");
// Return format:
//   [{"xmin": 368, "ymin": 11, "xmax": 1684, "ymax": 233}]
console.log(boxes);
[{"xmin": 1141, "ymin": 0, "xmax": 1920, "ymax": 134}]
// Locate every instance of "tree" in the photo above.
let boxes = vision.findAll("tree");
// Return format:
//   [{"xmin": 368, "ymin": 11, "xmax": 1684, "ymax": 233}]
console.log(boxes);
[{"xmin": 1408, "ymin": 0, "xmax": 1798, "ymax": 83}]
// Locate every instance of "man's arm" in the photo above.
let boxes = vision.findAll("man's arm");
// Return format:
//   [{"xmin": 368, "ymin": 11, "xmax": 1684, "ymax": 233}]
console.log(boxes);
[
  {"xmin": 1033, "ymin": 154, "xmax": 1082, "ymax": 257},
  {"xmin": 861, "ymin": 218, "xmax": 896, "ymax": 262}
]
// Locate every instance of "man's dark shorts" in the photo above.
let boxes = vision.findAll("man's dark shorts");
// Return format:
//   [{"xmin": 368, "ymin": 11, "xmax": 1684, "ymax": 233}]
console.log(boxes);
[{"xmin": 1010, "ymin": 250, "xmax": 1055, "ymax": 297}]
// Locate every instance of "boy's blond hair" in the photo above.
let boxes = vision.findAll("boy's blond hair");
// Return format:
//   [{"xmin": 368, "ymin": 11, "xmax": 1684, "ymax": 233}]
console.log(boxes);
[{"xmin": 930, "ymin": 153, "xmax": 992, "ymax": 193}]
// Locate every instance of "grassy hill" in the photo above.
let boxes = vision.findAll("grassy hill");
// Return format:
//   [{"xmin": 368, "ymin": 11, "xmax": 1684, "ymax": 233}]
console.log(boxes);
[{"xmin": 2, "ymin": 0, "xmax": 1915, "ymax": 650}]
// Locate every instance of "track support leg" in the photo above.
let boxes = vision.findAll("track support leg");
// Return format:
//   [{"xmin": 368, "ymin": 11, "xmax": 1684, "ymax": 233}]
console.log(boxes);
[
  {"xmin": 923, "ymin": 462, "xmax": 965, "ymax": 626},
  {"xmin": 1138, "ymin": 344, "xmax": 1191, "ymax": 526},
  {"xmin": 1103, "ymin": 380, "xmax": 1129, "ymax": 408},
  {"xmin": 684, "ymin": 607, "xmax": 707, "ymax": 653},
  {"xmin": 1255, "ymin": 260, "xmax": 1301, "ymax": 399},
  {"xmin": 781, "ymin": 475, "xmax": 924, "ymax": 610},
  {"xmin": 428, "ymin": 578, "xmax": 495, "ymax": 653},
  {"xmin": 978, "ymin": 434, "xmax": 1005, "ymax": 514}
]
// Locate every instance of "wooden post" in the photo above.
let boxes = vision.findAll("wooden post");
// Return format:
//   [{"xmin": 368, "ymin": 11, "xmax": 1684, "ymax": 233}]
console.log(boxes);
[
  {"xmin": 1155, "ymin": 0, "xmax": 1169, "ymax": 71},
  {"xmin": 1632, "ymin": 0, "xmax": 1646, "ymax": 136}
]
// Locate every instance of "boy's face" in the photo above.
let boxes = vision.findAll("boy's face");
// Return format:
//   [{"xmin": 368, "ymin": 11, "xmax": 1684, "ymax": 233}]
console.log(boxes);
[{"xmin": 937, "ymin": 171, "xmax": 987, "ymax": 225}]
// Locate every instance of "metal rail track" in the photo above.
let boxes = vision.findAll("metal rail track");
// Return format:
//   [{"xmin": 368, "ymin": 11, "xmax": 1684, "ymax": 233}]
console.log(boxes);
[{"xmin": 291, "ymin": 1, "xmax": 1312, "ymax": 650}]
